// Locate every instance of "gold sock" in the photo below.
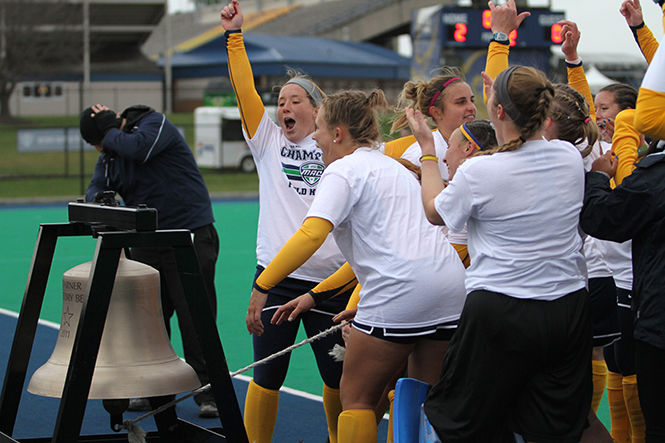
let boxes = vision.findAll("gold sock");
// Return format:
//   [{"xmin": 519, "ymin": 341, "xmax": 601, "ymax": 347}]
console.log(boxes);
[
  {"xmin": 244, "ymin": 380, "xmax": 279, "ymax": 443},
  {"xmin": 623, "ymin": 374, "xmax": 645, "ymax": 443},
  {"xmin": 592, "ymin": 359, "xmax": 608, "ymax": 413},
  {"xmin": 323, "ymin": 384, "xmax": 342, "ymax": 443},
  {"xmin": 338, "ymin": 409, "xmax": 378, "ymax": 443},
  {"xmin": 386, "ymin": 390, "xmax": 395, "ymax": 443},
  {"xmin": 607, "ymin": 371, "xmax": 631, "ymax": 443}
]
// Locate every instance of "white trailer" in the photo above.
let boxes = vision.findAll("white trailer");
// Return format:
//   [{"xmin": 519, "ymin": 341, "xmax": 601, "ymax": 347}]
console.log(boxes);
[{"xmin": 193, "ymin": 106, "xmax": 276, "ymax": 172}]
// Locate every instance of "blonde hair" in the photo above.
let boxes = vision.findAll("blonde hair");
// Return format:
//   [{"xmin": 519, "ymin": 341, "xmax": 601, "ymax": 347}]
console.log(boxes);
[
  {"xmin": 277, "ymin": 69, "xmax": 326, "ymax": 107},
  {"xmin": 391, "ymin": 67, "xmax": 465, "ymax": 132},
  {"xmin": 551, "ymin": 84, "xmax": 599, "ymax": 157},
  {"xmin": 480, "ymin": 66, "xmax": 553, "ymax": 156},
  {"xmin": 322, "ymin": 89, "xmax": 388, "ymax": 148}
]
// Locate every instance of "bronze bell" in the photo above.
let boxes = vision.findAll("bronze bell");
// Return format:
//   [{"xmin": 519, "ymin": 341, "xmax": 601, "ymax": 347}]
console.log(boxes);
[{"xmin": 27, "ymin": 252, "xmax": 201, "ymax": 399}]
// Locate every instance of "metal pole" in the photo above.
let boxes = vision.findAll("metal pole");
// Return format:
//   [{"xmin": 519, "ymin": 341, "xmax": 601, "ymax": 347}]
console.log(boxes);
[
  {"xmin": 0, "ymin": 4, "xmax": 6, "ymax": 66},
  {"xmin": 164, "ymin": 10, "xmax": 173, "ymax": 114},
  {"xmin": 83, "ymin": 0, "xmax": 90, "ymax": 107}
]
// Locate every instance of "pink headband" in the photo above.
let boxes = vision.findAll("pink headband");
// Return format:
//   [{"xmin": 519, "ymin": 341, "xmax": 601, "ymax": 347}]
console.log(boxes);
[{"xmin": 429, "ymin": 77, "xmax": 461, "ymax": 109}]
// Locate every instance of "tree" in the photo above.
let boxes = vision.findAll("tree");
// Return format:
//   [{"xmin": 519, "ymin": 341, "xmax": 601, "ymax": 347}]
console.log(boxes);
[{"xmin": 0, "ymin": 0, "xmax": 81, "ymax": 118}]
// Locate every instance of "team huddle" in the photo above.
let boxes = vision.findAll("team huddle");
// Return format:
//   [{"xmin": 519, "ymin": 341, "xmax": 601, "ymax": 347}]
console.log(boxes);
[{"xmin": 220, "ymin": 0, "xmax": 665, "ymax": 441}]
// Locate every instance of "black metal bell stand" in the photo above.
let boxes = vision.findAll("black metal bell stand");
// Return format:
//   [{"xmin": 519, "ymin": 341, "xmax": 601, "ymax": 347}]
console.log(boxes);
[{"xmin": 0, "ymin": 202, "xmax": 248, "ymax": 443}]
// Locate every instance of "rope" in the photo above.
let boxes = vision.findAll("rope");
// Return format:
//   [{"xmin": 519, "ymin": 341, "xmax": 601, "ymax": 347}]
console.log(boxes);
[{"xmin": 120, "ymin": 320, "xmax": 349, "ymax": 435}]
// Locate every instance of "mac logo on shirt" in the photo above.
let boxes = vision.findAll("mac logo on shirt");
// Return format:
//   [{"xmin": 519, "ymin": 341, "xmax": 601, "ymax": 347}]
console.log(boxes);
[{"xmin": 300, "ymin": 162, "xmax": 324, "ymax": 186}]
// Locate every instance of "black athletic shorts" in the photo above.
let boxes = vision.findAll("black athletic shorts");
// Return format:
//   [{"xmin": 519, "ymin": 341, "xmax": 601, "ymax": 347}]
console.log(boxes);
[
  {"xmin": 424, "ymin": 288, "xmax": 592, "ymax": 443},
  {"xmin": 589, "ymin": 276, "xmax": 620, "ymax": 347},
  {"xmin": 352, "ymin": 319, "xmax": 457, "ymax": 344}
]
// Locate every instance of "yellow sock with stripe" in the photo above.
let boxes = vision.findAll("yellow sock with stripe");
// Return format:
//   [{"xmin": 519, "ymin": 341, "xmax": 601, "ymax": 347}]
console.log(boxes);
[
  {"xmin": 622, "ymin": 374, "xmax": 645, "ymax": 443},
  {"xmin": 338, "ymin": 409, "xmax": 377, "ymax": 443},
  {"xmin": 322, "ymin": 384, "xmax": 342, "ymax": 443},
  {"xmin": 244, "ymin": 380, "xmax": 279, "ymax": 443},
  {"xmin": 607, "ymin": 371, "xmax": 631, "ymax": 443},
  {"xmin": 591, "ymin": 359, "xmax": 608, "ymax": 413},
  {"xmin": 386, "ymin": 390, "xmax": 395, "ymax": 443}
]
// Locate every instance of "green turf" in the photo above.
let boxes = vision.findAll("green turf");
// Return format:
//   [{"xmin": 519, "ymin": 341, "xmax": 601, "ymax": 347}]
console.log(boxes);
[
  {"xmin": 0, "ymin": 201, "xmax": 612, "ymax": 430},
  {"xmin": 0, "ymin": 201, "xmax": 322, "ymax": 398}
]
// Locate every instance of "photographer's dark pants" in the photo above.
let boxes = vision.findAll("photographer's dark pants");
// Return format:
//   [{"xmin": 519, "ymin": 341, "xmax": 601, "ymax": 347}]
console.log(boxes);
[{"xmin": 132, "ymin": 223, "xmax": 220, "ymax": 404}]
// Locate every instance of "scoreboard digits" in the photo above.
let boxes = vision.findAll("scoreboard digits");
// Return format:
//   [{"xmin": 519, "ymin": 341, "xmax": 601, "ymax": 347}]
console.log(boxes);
[{"xmin": 441, "ymin": 8, "xmax": 566, "ymax": 48}]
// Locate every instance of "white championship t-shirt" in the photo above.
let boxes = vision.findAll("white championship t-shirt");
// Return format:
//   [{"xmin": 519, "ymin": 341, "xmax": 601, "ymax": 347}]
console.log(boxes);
[
  {"xmin": 434, "ymin": 138, "xmax": 586, "ymax": 300},
  {"xmin": 244, "ymin": 111, "xmax": 346, "ymax": 282},
  {"xmin": 307, "ymin": 148, "xmax": 466, "ymax": 328}
]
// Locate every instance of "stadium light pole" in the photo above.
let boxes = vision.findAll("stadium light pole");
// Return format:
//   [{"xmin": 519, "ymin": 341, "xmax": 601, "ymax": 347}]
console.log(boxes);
[{"xmin": 80, "ymin": 0, "xmax": 90, "ymax": 195}]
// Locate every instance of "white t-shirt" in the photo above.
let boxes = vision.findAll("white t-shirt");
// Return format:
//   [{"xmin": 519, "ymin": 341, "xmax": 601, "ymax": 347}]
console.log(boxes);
[
  {"xmin": 582, "ymin": 140, "xmax": 632, "ymax": 286},
  {"xmin": 401, "ymin": 130, "xmax": 469, "ymax": 245},
  {"xmin": 307, "ymin": 148, "xmax": 466, "ymax": 328},
  {"xmin": 434, "ymin": 139, "xmax": 586, "ymax": 300},
  {"xmin": 244, "ymin": 111, "xmax": 346, "ymax": 282},
  {"xmin": 401, "ymin": 129, "xmax": 449, "ymax": 180},
  {"xmin": 581, "ymin": 141, "xmax": 613, "ymax": 279}
]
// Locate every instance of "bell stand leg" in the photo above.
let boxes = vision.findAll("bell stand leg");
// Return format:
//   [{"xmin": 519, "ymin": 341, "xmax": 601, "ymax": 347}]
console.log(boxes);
[
  {"xmin": 0, "ymin": 222, "xmax": 92, "ymax": 442},
  {"xmin": 172, "ymin": 234, "xmax": 249, "ymax": 443},
  {"xmin": 100, "ymin": 230, "xmax": 246, "ymax": 442},
  {"xmin": 50, "ymin": 235, "xmax": 124, "ymax": 442}
]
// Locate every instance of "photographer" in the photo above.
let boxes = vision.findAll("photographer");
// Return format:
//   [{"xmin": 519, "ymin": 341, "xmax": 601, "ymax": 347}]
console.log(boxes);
[{"xmin": 80, "ymin": 104, "xmax": 220, "ymax": 418}]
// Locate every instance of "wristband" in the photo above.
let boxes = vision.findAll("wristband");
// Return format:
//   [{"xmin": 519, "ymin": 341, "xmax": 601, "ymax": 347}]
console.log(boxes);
[
  {"xmin": 308, "ymin": 290, "xmax": 327, "ymax": 306},
  {"xmin": 653, "ymin": 0, "xmax": 665, "ymax": 7},
  {"xmin": 224, "ymin": 29, "xmax": 242, "ymax": 38},
  {"xmin": 252, "ymin": 281, "xmax": 269, "ymax": 294},
  {"xmin": 489, "ymin": 37, "xmax": 510, "ymax": 45},
  {"xmin": 565, "ymin": 58, "xmax": 583, "ymax": 68},
  {"xmin": 419, "ymin": 155, "xmax": 438, "ymax": 163},
  {"xmin": 630, "ymin": 21, "xmax": 646, "ymax": 30}
]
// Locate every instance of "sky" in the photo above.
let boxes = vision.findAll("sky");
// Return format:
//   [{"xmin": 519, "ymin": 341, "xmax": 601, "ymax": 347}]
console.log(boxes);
[
  {"xmin": 546, "ymin": 0, "xmax": 664, "ymax": 57},
  {"xmin": 168, "ymin": 0, "xmax": 665, "ymax": 57}
]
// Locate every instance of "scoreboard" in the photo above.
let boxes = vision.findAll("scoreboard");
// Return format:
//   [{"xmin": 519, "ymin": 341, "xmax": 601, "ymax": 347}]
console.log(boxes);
[{"xmin": 439, "ymin": 7, "xmax": 566, "ymax": 48}]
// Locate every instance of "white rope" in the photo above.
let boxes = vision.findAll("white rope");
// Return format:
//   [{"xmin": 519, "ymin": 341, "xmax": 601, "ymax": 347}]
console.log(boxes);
[{"xmin": 121, "ymin": 320, "xmax": 349, "ymax": 440}]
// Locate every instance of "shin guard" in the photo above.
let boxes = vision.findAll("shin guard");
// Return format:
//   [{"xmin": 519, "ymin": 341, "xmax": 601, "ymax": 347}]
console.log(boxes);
[
  {"xmin": 244, "ymin": 380, "xmax": 279, "ymax": 443},
  {"xmin": 323, "ymin": 384, "xmax": 342, "ymax": 443},
  {"xmin": 338, "ymin": 409, "xmax": 377, "ymax": 443},
  {"xmin": 607, "ymin": 371, "xmax": 630, "ymax": 443},
  {"xmin": 592, "ymin": 359, "xmax": 608, "ymax": 413},
  {"xmin": 623, "ymin": 374, "xmax": 645, "ymax": 443}
]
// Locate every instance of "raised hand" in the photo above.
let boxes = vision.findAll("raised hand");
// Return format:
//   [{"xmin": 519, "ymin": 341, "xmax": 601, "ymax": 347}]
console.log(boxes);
[
  {"xmin": 405, "ymin": 108, "xmax": 435, "ymax": 155},
  {"xmin": 220, "ymin": 0, "xmax": 243, "ymax": 31},
  {"xmin": 620, "ymin": 0, "xmax": 644, "ymax": 27},
  {"xmin": 558, "ymin": 20, "xmax": 581, "ymax": 61},
  {"xmin": 599, "ymin": 118, "xmax": 616, "ymax": 143},
  {"xmin": 481, "ymin": 71, "xmax": 495, "ymax": 105},
  {"xmin": 488, "ymin": 0, "xmax": 531, "ymax": 34}
]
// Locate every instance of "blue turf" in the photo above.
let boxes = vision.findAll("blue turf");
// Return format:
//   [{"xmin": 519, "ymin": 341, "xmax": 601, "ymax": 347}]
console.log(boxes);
[{"xmin": 0, "ymin": 312, "xmax": 387, "ymax": 441}]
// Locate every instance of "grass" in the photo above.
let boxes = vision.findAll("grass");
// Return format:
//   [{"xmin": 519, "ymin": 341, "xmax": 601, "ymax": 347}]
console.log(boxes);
[
  {"xmin": 0, "ymin": 113, "xmax": 259, "ymax": 199},
  {"xmin": 0, "ymin": 110, "xmax": 408, "ymax": 200}
]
